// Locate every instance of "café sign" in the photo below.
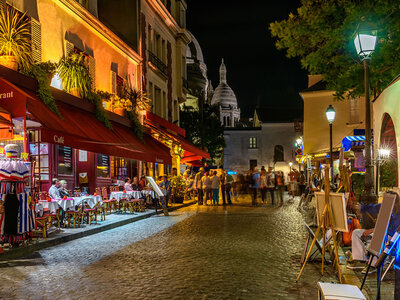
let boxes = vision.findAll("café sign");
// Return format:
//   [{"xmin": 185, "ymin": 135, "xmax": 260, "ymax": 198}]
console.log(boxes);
[{"xmin": 54, "ymin": 135, "xmax": 65, "ymax": 144}]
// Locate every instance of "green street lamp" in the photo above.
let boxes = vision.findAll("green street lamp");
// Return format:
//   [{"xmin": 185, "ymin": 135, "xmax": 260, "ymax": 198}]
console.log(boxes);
[
  {"xmin": 353, "ymin": 19, "xmax": 378, "ymax": 203},
  {"xmin": 325, "ymin": 105, "xmax": 336, "ymax": 181}
]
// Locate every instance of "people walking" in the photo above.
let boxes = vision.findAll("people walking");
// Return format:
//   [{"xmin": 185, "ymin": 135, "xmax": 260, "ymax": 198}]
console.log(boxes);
[
  {"xmin": 195, "ymin": 167, "xmax": 204, "ymax": 205},
  {"xmin": 251, "ymin": 166, "xmax": 260, "ymax": 206},
  {"xmin": 266, "ymin": 167, "xmax": 276, "ymax": 205},
  {"xmin": 276, "ymin": 171, "xmax": 285, "ymax": 206},
  {"xmin": 260, "ymin": 169, "xmax": 268, "ymax": 204},
  {"xmin": 225, "ymin": 171, "xmax": 234, "ymax": 205},
  {"xmin": 202, "ymin": 171, "xmax": 212, "ymax": 205},
  {"xmin": 211, "ymin": 171, "xmax": 220, "ymax": 205},
  {"xmin": 299, "ymin": 171, "xmax": 306, "ymax": 196}
]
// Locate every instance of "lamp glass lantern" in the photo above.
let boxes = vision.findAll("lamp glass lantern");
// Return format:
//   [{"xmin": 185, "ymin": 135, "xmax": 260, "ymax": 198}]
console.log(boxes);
[
  {"xmin": 325, "ymin": 105, "xmax": 336, "ymax": 124},
  {"xmin": 353, "ymin": 20, "xmax": 378, "ymax": 60},
  {"xmin": 296, "ymin": 137, "xmax": 303, "ymax": 147},
  {"xmin": 378, "ymin": 148, "xmax": 391, "ymax": 160}
]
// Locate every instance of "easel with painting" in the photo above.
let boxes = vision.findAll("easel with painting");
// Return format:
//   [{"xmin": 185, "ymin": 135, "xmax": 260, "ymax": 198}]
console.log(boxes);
[{"xmin": 297, "ymin": 167, "xmax": 347, "ymax": 283}]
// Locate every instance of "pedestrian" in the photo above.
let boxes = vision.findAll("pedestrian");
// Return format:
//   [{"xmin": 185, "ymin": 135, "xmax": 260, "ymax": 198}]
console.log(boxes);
[
  {"xmin": 225, "ymin": 170, "xmax": 234, "ymax": 205},
  {"xmin": 260, "ymin": 169, "xmax": 267, "ymax": 204},
  {"xmin": 124, "ymin": 177, "xmax": 133, "ymax": 191},
  {"xmin": 194, "ymin": 167, "xmax": 204, "ymax": 205},
  {"xmin": 159, "ymin": 175, "xmax": 171, "ymax": 207},
  {"xmin": 202, "ymin": 171, "xmax": 212, "ymax": 205},
  {"xmin": 220, "ymin": 169, "xmax": 227, "ymax": 205},
  {"xmin": 211, "ymin": 171, "xmax": 220, "ymax": 205},
  {"xmin": 299, "ymin": 171, "xmax": 306, "ymax": 196},
  {"xmin": 276, "ymin": 171, "xmax": 285, "ymax": 206},
  {"xmin": 266, "ymin": 167, "xmax": 276, "ymax": 205},
  {"xmin": 251, "ymin": 166, "xmax": 260, "ymax": 206}
]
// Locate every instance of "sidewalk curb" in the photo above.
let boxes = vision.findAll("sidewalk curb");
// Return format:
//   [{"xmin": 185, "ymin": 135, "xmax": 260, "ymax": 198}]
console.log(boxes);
[{"xmin": 0, "ymin": 201, "xmax": 196, "ymax": 261}]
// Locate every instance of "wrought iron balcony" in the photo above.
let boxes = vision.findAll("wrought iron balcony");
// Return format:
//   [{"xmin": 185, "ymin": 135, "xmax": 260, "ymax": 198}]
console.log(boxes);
[{"xmin": 148, "ymin": 51, "xmax": 168, "ymax": 77}]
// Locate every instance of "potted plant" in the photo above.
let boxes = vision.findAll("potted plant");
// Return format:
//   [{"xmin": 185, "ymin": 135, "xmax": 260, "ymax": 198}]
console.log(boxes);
[
  {"xmin": 0, "ymin": 5, "xmax": 32, "ymax": 70},
  {"xmin": 170, "ymin": 175, "xmax": 186, "ymax": 204},
  {"xmin": 110, "ymin": 95, "xmax": 125, "ymax": 116},
  {"xmin": 58, "ymin": 52, "xmax": 91, "ymax": 98}
]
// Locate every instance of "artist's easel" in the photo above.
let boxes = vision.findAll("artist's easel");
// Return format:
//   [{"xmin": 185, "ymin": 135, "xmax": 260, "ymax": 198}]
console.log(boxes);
[{"xmin": 296, "ymin": 167, "xmax": 343, "ymax": 283}]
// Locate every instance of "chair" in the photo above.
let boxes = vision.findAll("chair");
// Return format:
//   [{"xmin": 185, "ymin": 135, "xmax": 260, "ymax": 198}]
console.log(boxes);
[
  {"xmin": 132, "ymin": 199, "xmax": 145, "ymax": 212},
  {"xmin": 43, "ymin": 209, "xmax": 61, "ymax": 231},
  {"xmin": 64, "ymin": 209, "xmax": 83, "ymax": 228},
  {"xmin": 103, "ymin": 186, "xmax": 118, "ymax": 214},
  {"xmin": 39, "ymin": 191, "xmax": 49, "ymax": 200},
  {"xmin": 35, "ymin": 216, "xmax": 50, "ymax": 237},
  {"xmin": 74, "ymin": 189, "xmax": 81, "ymax": 197},
  {"xmin": 83, "ymin": 204, "xmax": 98, "ymax": 225}
]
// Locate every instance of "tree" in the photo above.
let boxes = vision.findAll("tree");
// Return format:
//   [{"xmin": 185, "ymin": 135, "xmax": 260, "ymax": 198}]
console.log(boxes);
[
  {"xmin": 180, "ymin": 103, "xmax": 225, "ymax": 165},
  {"xmin": 269, "ymin": 0, "xmax": 400, "ymax": 100}
]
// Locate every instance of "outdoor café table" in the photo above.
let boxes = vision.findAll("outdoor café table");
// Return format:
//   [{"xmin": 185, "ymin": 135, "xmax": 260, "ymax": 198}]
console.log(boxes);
[
  {"xmin": 141, "ymin": 190, "xmax": 155, "ymax": 198},
  {"xmin": 110, "ymin": 191, "xmax": 136, "ymax": 201},
  {"xmin": 55, "ymin": 198, "xmax": 75, "ymax": 211},
  {"xmin": 35, "ymin": 202, "xmax": 44, "ymax": 216},
  {"xmin": 72, "ymin": 195, "xmax": 102, "ymax": 208},
  {"xmin": 38, "ymin": 200, "xmax": 59, "ymax": 214}
]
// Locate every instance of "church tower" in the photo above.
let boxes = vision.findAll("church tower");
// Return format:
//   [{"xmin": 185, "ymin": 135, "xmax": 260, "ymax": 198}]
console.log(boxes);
[{"xmin": 211, "ymin": 59, "xmax": 241, "ymax": 127}]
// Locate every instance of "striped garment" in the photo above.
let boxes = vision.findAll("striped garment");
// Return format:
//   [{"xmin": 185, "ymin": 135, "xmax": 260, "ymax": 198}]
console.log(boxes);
[{"xmin": 18, "ymin": 193, "xmax": 34, "ymax": 234}]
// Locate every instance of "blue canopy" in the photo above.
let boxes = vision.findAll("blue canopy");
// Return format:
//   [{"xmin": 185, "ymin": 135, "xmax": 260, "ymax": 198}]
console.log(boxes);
[{"xmin": 341, "ymin": 136, "xmax": 365, "ymax": 151}]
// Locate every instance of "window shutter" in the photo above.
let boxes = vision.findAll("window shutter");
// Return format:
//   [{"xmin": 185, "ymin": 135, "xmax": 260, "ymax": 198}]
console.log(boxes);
[
  {"xmin": 88, "ymin": 56, "xmax": 95, "ymax": 90},
  {"xmin": 111, "ymin": 71, "xmax": 117, "ymax": 94},
  {"xmin": 65, "ymin": 40, "xmax": 74, "ymax": 56},
  {"xmin": 31, "ymin": 18, "xmax": 41, "ymax": 63}
]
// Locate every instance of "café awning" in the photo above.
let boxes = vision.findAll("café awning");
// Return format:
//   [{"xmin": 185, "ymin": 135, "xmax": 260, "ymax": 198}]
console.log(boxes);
[
  {"xmin": 341, "ymin": 136, "xmax": 365, "ymax": 151},
  {"xmin": 0, "ymin": 78, "xmax": 171, "ymax": 164}
]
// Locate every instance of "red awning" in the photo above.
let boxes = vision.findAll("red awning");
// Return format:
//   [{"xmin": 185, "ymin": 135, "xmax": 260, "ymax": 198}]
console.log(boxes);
[
  {"xmin": 0, "ymin": 78, "xmax": 171, "ymax": 164},
  {"xmin": 145, "ymin": 110, "xmax": 209, "ymax": 160}
]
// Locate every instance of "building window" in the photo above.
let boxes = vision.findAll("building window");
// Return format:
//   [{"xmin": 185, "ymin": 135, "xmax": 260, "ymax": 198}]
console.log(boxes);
[
  {"xmin": 154, "ymin": 86, "xmax": 162, "ymax": 116},
  {"xmin": 97, "ymin": 154, "xmax": 110, "ymax": 178},
  {"xmin": 274, "ymin": 145, "xmax": 284, "ymax": 162},
  {"xmin": 75, "ymin": 0, "xmax": 88, "ymax": 8},
  {"xmin": 57, "ymin": 146, "xmax": 73, "ymax": 176},
  {"xmin": 249, "ymin": 137, "xmax": 257, "ymax": 149}
]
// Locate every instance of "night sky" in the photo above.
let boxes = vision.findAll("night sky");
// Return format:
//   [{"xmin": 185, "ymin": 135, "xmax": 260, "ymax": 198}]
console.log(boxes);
[{"xmin": 186, "ymin": 1, "xmax": 308, "ymax": 121}]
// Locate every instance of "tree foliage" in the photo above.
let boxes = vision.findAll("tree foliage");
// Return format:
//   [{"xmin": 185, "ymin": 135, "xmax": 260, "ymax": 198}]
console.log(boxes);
[
  {"xmin": 270, "ymin": 0, "xmax": 400, "ymax": 100},
  {"xmin": 180, "ymin": 104, "xmax": 226, "ymax": 165}
]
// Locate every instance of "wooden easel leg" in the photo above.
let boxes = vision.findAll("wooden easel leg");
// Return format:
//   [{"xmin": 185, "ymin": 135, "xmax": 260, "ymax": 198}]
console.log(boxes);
[
  {"xmin": 360, "ymin": 256, "xmax": 373, "ymax": 290},
  {"xmin": 297, "ymin": 225, "xmax": 322, "ymax": 282},
  {"xmin": 322, "ymin": 226, "xmax": 326, "ymax": 275},
  {"xmin": 327, "ymin": 207, "xmax": 343, "ymax": 283},
  {"xmin": 300, "ymin": 233, "xmax": 311, "ymax": 265}
]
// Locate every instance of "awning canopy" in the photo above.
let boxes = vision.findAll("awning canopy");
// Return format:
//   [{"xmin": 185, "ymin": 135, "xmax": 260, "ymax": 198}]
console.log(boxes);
[
  {"xmin": 341, "ymin": 136, "xmax": 365, "ymax": 151},
  {"xmin": 145, "ymin": 111, "xmax": 209, "ymax": 160},
  {"xmin": 0, "ymin": 78, "xmax": 171, "ymax": 164}
]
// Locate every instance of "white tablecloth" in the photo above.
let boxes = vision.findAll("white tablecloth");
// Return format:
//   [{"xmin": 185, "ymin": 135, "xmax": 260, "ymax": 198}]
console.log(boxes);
[
  {"xmin": 37, "ymin": 200, "xmax": 59, "ymax": 214},
  {"xmin": 141, "ymin": 190, "xmax": 155, "ymax": 198},
  {"xmin": 72, "ymin": 195, "xmax": 102, "ymax": 208},
  {"xmin": 110, "ymin": 191, "xmax": 138, "ymax": 201},
  {"xmin": 55, "ymin": 198, "xmax": 75, "ymax": 211}
]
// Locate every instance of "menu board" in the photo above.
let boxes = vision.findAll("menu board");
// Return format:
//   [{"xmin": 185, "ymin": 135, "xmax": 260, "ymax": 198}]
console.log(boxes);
[
  {"xmin": 97, "ymin": 154, "xmax": 110, "ymax": 178},
  {"xmin": 58, "ymin": 146, "xmax": 73, "ymax": 175}
]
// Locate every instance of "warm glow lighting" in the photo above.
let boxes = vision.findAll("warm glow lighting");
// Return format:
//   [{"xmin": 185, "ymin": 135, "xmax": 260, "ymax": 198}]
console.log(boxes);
[
  {"xmin": 325, "ymin": 105, "xmax": 336, "ymax": 124},
  {"xmin": 378, "ymin": 148, "xmax": 390, "ymax": 159},
  {"xmin": 289, "ymin": 162, "xmax": 293, "ymax": 167},
  {"xmin": 50, "ymin": 73, "xmax": 62, "ymax": 90},
  {"xmin": 296, "ymin": 137, "xmax": 303, "ymax": 146}
]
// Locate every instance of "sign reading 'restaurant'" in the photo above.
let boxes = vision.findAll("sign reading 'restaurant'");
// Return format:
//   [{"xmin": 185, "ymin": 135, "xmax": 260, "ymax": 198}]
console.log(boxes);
[{"xmin": 0, "ymin": 91, "xmax": 13, "ymax": 99}]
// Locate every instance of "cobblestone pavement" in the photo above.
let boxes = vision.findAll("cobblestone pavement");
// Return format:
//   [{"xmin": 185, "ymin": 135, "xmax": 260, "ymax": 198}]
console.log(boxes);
[{"xmin": 0, "ymin": 194, "xmax": 337, "ymax": 299}]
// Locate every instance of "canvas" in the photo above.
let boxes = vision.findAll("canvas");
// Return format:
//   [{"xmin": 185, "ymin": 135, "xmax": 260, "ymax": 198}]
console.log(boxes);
[{"xmin": 315, "ymin": 192, "xmax": 349, "ymax": 232}]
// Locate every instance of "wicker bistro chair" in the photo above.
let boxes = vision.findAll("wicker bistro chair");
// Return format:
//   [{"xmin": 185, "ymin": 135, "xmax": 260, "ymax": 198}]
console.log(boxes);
[
  {"xmin": 35, "ymin": 216, "xmax": 50, "ymax": 237},
  {"xmin": 132, "ymin": 199, "xmax": 145, "ymax": 212},
  {"xmin": 83, "ymin": 203, "xmax": 98, "ymax": 225},
  {"xmin": 103, "ymin": 186, "xmax": 118, "ymax": 214},
  {"xmin": 119, "ymin": 197, "xmax": 133, "ymax": 213},
  {"xmin": 64, "ymin": 209, "xmax": 84, "ymax": 228},
  {"xmin": 43, "ymin": 209, "xmax": 61, "ymax": 231}
]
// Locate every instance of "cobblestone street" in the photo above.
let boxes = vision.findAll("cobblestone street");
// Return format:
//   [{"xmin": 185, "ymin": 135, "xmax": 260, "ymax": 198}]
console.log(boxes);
[{"xmin": 0, "ymin": 195, "xmax": 336, "ymax": 299}]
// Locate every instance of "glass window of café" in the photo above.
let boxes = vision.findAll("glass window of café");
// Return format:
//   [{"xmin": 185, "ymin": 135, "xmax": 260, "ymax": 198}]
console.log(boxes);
[
  {"xmin": 57, "ymin": 146, "xmax": 73, "ymax": 176},
  {"xmin": 29, "ymin": 130, "xmax": 50, "ymax": 181},
  {"xmin": 97, "ymin": 154, "xmax": 110, "ymax": 178}
]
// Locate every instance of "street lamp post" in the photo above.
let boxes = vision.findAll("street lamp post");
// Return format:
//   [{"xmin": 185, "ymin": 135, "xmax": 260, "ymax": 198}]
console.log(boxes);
[
  {"xmin": 325, "ymin": 105, "xmax": 336, "ymax": 182},
  {"xmin": 353, "ymin": 19, "xmax": 378, "ymax": 203}
]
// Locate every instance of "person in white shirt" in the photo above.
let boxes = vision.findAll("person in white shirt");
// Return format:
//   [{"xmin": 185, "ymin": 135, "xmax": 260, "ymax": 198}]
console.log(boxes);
[
  {"xmin": 211, "ymin": 171, "xmax": 220, "ymax": 205},
  {"xmin": 124, "ymin": 178, "xmax": 133, "ymax": 192},
  {"xmin": 201, "ymin": 171, "xmax": 212, "ymax": 205},
  {"xmin": 48, "ymin": 178, "xmax": 61, "ymax": 199}
]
